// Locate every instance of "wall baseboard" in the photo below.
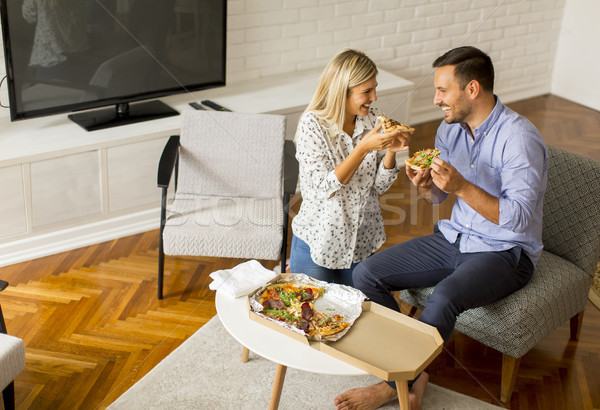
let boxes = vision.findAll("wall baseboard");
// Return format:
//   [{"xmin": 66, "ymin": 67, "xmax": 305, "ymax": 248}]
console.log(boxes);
[
  {"xmin": 551, "ymin": 87, "xmax": 600, "ymax": 112},
  {"xmin": 0, "ymin": 209, "xmax": 160, "ymax": 267}
]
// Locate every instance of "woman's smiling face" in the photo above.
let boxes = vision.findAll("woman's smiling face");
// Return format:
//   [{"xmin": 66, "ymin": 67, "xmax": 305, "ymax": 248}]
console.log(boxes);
[{"xmin": 345, "ymin": 76, "xmax": 378, "ymax": 119}]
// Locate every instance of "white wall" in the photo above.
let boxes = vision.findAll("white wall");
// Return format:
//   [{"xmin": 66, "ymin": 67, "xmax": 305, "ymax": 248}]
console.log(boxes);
[
  {"xmin": 552, "ymin": 0, "xmax": 600, "ymax": 111},
  {"xmin": 0, "ymin": 0, "xmax": 574, "ymax": 124},
  {"xmin": 226, "ymin": 0, "xmax": 567, "ymax": 124}
]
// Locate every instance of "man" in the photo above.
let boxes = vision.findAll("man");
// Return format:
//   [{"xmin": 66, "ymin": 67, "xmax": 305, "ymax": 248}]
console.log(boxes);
[{"xmin": 334, "ymin": 46, "xmax": 548, "ymax": 409}]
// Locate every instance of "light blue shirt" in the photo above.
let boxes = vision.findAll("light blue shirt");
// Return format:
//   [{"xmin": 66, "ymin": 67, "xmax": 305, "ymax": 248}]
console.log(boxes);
[{"xmin": 436, "ymin": 97, "xmax": 548, "ymax": 265}]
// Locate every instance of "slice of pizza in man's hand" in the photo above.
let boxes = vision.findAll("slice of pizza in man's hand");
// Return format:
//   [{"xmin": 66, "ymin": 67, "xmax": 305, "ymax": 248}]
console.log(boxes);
[
  {"xmin": 405, "ymin": 148, "xmax": 441, "ymax": 171},
  {"xmin": 377, "ymin": 115, "xmax": 415, "ymax": 134}
]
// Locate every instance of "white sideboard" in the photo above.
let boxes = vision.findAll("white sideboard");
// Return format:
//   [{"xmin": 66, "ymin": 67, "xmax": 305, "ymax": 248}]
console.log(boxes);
[{"xmin": 0, "ymin": 69, "xmax": 413, "ymax": 266}]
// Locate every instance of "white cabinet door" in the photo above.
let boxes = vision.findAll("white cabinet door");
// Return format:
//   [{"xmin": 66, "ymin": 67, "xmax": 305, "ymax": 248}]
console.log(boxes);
[
  {"xmin": 0, "ymin": 165, "xmax": 27, "ymax": 238},
  {"xmin": 31, "ymin": 151, "xmax": 102, "ymax": 227},
  {"xmin": 107, "ymin": 137, "xmax": 170, "ymax": 212}
]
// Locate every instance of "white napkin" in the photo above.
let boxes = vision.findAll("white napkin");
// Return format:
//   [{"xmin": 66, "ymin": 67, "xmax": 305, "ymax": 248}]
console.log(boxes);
[{"xmin": 208, "ymin": 260, "xmax": 277, "ymax": 298}]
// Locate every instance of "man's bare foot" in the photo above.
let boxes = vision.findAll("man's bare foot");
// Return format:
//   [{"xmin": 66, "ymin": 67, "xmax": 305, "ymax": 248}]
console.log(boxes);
[
  {"xmin": 409, "ymin": 372, "xmax": 429, "ymax": 410},
  {"xmin": 333, "ymin": 381, "xmax": 397, "ymax": 410},
  {"xmin": 333, "ymin": 372, "xmax": 429, "ymax": 410}
]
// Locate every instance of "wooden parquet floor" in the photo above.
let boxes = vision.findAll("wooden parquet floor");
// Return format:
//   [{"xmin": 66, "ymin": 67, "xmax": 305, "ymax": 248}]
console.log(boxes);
[{"xmin": 0, "ymin": 94, "xmax": 599, "ymax": 409}]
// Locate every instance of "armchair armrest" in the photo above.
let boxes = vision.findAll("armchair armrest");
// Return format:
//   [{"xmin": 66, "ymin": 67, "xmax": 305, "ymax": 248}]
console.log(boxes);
[
  {"xmin": 157, "ymin": 135, "xmax": 180, "ymax": 189},
  {"xmin": 0, "ymin": 279, "xmax": 8, "ymax": 334},
  {"xmin": 283, "ymin": 140, "xmax": 298, "ymax": 196}
]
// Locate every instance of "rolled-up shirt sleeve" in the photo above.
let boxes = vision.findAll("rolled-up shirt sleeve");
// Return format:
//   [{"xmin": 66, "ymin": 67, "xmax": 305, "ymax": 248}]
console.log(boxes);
[
  {"xmin": 498, "ymin": 130, "xmax": 547, "ymax": 232},
  {"xmin": 373, "ymin": 154, "xmax": 398, "ymax": 194},
  {"xmin": 295, "ymin": 115, "xmax": 344, "ymax": 200}
]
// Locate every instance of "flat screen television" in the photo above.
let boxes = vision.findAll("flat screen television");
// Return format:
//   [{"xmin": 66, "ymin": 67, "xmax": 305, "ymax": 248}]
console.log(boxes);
[{"xmin": 0, "ymin": 0, "xmax": 226, "ymax": 131}]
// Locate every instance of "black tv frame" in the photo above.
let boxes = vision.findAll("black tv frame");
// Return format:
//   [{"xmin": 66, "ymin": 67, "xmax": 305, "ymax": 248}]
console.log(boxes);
[{"xmin": 0, "ymin": 0, "xmax": 226, "ymax": 131}]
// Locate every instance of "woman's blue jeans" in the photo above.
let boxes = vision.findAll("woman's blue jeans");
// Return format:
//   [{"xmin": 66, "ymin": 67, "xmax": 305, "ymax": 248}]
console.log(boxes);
[{"xmin": 289, "ymin": 235, "xmax": 358, "ymax": 286}]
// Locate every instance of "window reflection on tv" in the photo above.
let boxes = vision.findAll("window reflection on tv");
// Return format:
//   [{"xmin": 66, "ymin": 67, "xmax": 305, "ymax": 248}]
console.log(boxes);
[{"xmin": 0, "ymin": 0, "xmax": 226, "ymax": 129}]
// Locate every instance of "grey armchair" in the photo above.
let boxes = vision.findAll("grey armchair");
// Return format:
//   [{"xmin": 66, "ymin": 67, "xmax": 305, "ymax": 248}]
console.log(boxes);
[
  {"xmin": 400, "ymin": 145, "xmax": 600, "ymax": 402},
  {"xmin": 157, "ymin": 110, "xmax": 297, "ymax": 299}
]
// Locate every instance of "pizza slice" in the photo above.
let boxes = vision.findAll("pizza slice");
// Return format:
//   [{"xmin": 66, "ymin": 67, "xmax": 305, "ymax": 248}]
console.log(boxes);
[
  {"xmin": 258, "ymin": 282, "xmax": 350, "ymax": 337},
  {"xmin": 377, "ymin": 115, "xmax": 415, "ymax": 133},
  {"xmin": 258, "ymin": 283, "xmax": 322, "ymax": 306},
  {"xmin": 405, "ymin": 148, "xmax": 441, "ymax": 171},
  {"xmin": 309, "ymin": 312, "xmax": 351, "ymax": 336}
]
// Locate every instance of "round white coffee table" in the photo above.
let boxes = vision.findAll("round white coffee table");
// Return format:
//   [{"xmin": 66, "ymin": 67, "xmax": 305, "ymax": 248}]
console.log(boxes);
[{"xmin": 215, "ymin": 289, "xmax": 368, "ymax": 409}]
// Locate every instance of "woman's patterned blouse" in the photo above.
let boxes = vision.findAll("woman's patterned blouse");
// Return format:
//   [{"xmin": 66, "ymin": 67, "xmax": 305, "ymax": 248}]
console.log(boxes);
[{"xmin": 291, "ymin": 107, "xmax": 399, "ymax": 269}]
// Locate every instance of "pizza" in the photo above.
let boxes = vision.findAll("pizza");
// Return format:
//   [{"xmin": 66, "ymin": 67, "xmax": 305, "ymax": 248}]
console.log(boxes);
[
  {"xmin": 405, "ymin": 148, "xmax": 441, "ymax": 170},
  {"xmin": 377, "ymin": 115, "xmax": 415, "ymax": 133},
  {"xmin": 258, "ymin": 283, "xmax": 350, "ymax": 337}
]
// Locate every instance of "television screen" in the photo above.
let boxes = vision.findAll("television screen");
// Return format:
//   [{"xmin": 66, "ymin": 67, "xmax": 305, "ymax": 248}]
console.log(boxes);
[{"xmin": 0, "ymin": 0, "xmax": 226, "ymax": 130}]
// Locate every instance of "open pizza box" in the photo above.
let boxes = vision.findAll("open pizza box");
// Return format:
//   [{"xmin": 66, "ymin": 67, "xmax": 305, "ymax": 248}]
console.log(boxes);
[{"xmin": 248, "ymin": 274, "xmax": 444, "ymax": 381}]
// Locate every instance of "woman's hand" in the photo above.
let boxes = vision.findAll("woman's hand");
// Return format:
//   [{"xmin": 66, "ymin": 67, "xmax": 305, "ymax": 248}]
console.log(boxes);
[
  {"xmin": 387, "ymin": 130, "xmax": 411, "ymax": 152},
  {"xmin": 357, "ymin": 123, "xmax": 410, "ymax": 154}
]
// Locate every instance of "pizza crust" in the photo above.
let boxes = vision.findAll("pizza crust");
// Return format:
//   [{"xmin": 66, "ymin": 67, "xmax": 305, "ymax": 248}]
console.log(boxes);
[{"xmin": 377, "ymin": 115, "xmax": 415, "ymax": 133}]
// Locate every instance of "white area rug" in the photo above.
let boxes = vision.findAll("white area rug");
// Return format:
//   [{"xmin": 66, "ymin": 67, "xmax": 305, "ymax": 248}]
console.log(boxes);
[{"xmin": 109, "ymin": 316, "xmax": 502, "ymax": 409}]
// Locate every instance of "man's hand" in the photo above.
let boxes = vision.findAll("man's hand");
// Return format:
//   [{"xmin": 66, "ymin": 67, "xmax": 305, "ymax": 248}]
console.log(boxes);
[
  {"xmin": 430, "ymin": 157, "xmax": 500, "ymax": 224},
  {"xmin": 406, "ymin": 165, "xmax": 446, "ymax": 204},
  {"xmin": 429, "ymin": 157, "xmax": 467, "ymax": 195},
  {"xmin": 406, "ymin": 166, "xmax": 433, "ymax": 187}
]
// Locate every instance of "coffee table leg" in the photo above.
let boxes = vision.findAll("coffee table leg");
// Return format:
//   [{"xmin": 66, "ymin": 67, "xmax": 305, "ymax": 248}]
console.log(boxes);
[
  {"xmin": 268, "ymin": 364, "xmax": 287, "ymax": 410},
  {"xmin": 241, "ymin": 346, "xmax": 250, "ymax": 363},
  {"xmin": 395, "ymin": 380, "xmax": 410, "ymax": 410}
]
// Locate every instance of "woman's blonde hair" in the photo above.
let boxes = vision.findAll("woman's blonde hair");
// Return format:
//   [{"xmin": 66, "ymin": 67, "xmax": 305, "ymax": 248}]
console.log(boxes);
[{"xmin": 303, "ymin": 49, "xmax": 378, "ymax": 138}]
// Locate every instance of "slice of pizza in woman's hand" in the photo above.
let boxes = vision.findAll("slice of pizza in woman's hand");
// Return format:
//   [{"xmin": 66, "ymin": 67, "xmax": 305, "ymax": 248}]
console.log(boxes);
[
  {"xmin": 377, "ymin": 115, "xmax": 415, "ymax": 133},
  {"xmin": 405, "ymin": 148, "xmax": 441, "ymax": 171}
]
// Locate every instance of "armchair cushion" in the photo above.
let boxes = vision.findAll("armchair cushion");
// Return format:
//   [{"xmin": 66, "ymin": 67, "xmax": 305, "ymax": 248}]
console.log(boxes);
[
  {"xmin": 177, "ymin": 111, "xmax": 284, "ymax": 198},
  {"xmin": 0, "ymin": 333, "xmax": 25, "ymax": 391},
  {"xmin": 163, "ymin": 194, "xmax": 283, "ymax": 259},
  {"xmin": 541, "ymin": 146, "xmax": 600, "ymax": 276}
]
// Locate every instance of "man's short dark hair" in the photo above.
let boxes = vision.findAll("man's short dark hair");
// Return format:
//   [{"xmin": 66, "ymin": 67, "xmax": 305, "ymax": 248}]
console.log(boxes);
[{"xmin": 433, "ymin": 46, "xmax": 494, "ymax": 93}]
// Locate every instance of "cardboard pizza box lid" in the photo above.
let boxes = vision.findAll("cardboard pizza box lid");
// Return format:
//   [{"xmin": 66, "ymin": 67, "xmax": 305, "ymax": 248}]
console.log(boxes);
[
  {"xmin": 316, "ymin": 301, "xmax": 443, "ymax": 381},
  {"xmin": 249, "ymin": 277, "xmax": 443, "ymax": 381}
]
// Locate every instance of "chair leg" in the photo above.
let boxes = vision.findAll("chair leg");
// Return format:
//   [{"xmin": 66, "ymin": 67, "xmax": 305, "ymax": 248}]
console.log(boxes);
[
  {"xmin": 281, "ymin": 193, "xmax": 291, "ymax": 274},
  {"xmin": 500, "ymin": 354, "xmax": 521, "ymax": 403},
  {"xmin": 0, "ymin": 304, "xmax": 7, "ymax": 334},
  {"xmin": 570, "ymin": 311, "xmax": 584, "ymax": 341},
  {"xmin": 2, "ymin": 381, "xmax": 15, "ymax": 410},
  {"xmin": 158, "ymin": 241, "xmax": 165, "ymax": 300},
  {"xmin": 158, "ymin": 188, "xmax": 167, "ymax": 300}
]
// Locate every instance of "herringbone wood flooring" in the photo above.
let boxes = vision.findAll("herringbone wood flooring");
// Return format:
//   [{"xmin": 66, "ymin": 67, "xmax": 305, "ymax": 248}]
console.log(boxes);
[{"xmin": 0, "ymin": 95, "xmax": 598, "ymax": 409}]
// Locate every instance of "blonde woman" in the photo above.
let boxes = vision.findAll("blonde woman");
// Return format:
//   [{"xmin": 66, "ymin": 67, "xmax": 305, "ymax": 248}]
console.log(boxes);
[{"xmin": 290, "ymin": 49, "xmax": 411, "ymax": 285}]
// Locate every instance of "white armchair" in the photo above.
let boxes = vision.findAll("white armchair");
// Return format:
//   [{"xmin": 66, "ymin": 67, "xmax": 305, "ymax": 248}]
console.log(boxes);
[
  {"xmin": 156, "ymin": 111, "xmax": 292, "ymax": 299},
  {"xmin": 0, "ymin": 280, "xmax": 25, "ymax": 410}
]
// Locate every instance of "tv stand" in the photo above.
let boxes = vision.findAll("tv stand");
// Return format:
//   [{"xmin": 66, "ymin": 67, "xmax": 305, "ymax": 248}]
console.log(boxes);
[{"xmin": 68, "ymin": 100, "xmax": 178, "ymax": 131}]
